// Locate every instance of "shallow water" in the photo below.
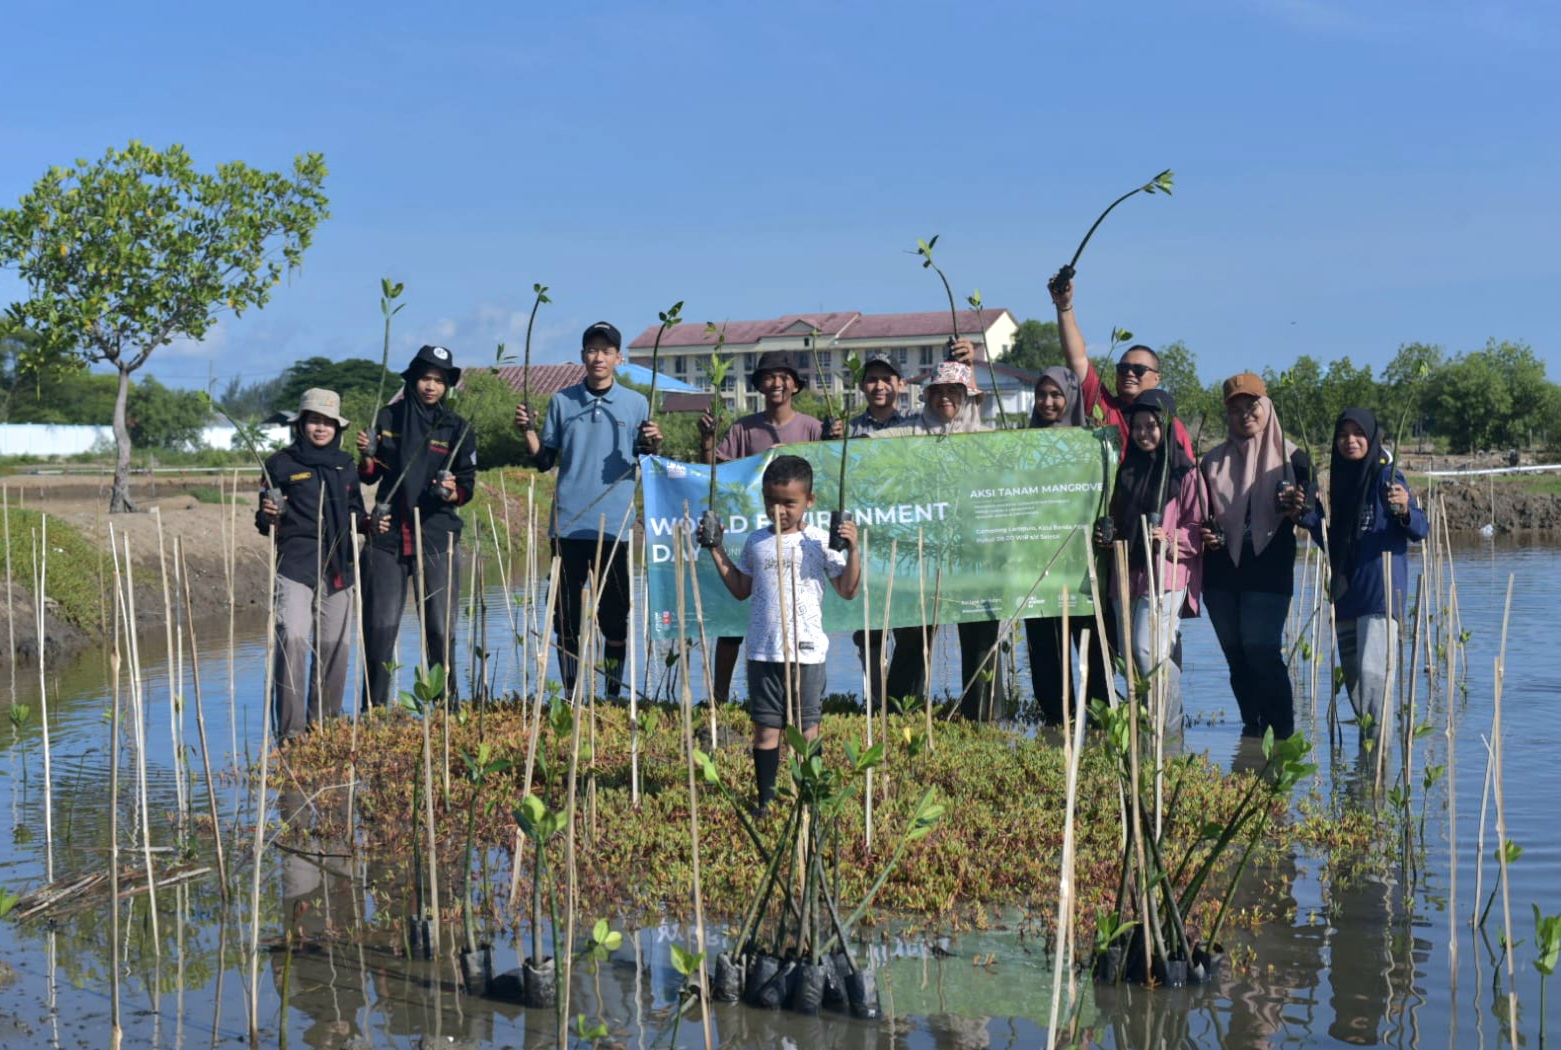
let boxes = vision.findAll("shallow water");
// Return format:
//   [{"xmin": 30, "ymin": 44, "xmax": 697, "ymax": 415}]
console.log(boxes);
[{"xmin": 0, "ymin": 537, "xmax": 1558, "ymax": 1048}]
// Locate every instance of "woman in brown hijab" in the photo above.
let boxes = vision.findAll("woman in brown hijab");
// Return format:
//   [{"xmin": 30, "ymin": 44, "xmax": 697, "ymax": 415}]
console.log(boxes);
[{"xmin": 1198, "ymin": 373, "xmax": 1315, "ymax": 740}]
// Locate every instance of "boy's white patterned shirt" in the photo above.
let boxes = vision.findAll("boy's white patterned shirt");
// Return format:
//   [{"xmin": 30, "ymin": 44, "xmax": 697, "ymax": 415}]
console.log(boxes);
[{"xmin": 738, "ymin": 524, "xmax": 846, "ymax": 664}]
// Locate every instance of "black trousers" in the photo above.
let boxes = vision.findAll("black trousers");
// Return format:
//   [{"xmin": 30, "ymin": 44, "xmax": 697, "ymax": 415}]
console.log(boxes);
[
  {"xmin": 957, "ymin": 620, "xmax": 1006, "ymax": 721},
  {"xmin": 552, "ymin": 536, "xmax": 632, "ymax": 693},
  {"xmin": 362, "ymin": 538, "xmax": 462, "ymax": 709},
  {"xmin": 1024, "ymin": 615, "xmax": 1112, "ymax": 725},
  {"xmin": 852, "ymin": 625, "xmax": 931, "ymax": 708}
]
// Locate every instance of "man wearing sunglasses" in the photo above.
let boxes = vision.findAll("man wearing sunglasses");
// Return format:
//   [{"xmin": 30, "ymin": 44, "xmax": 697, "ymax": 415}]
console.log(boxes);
[{"xmin": 1049, "ymin": 275, "xmax": 1195, "ymax": 459}]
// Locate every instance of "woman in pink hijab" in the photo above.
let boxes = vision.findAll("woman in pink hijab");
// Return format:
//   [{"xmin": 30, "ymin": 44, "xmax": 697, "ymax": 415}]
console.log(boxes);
[{"xmin": 1198, "ymin": 373, "xmax": 1316, "ymax": 740}]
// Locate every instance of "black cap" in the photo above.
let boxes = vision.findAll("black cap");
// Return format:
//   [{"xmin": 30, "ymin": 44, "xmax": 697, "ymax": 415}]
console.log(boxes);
[
  {"xmin": 402, "ymin": 344, "xmax": 461, "ymax": 386},
  {"xmin": 749, "ymin": 350, "xmax": 806, "ymax": 390},
  {"xmin": 581, "ymin": 321, "xmax": 623, "ymax": 350}
]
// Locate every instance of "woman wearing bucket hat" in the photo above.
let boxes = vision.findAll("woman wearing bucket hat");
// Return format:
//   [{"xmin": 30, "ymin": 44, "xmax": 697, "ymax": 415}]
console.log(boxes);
[
  {"xmin": 355, "ymin": 344, "xmax": 478, "ymax": 708},
  {"xmin": 871, "ymin": 359, "xmax": 1005, "ymax": 720},
  {"xmin": 256, "ymin": 388, "xmax": 366, "ymax": 742},
  {"xmin": 1199, "ymin": 372, "xmax": 1316, "ymax": 740}
]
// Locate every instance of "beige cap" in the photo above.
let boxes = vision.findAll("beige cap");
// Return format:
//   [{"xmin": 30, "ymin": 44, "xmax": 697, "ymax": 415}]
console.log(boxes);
[
  {"xmin": 296, "ymin": 388, "xmax": 349, "ymax": 428},
  {"xmin": 1221, "ymin": 372, "xmax": 1268, "ymax": 402}
]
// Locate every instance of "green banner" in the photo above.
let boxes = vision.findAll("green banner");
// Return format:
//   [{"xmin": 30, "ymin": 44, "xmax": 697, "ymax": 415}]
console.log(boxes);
[{"xmin": 640, "ymin": 427, "xmax": 1117, "ymax": 640}]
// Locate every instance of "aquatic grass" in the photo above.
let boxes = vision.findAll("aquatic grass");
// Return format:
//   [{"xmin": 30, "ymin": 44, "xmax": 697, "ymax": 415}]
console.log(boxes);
[
  {"xmin": 270, "ymin": 700, "xmax": 1282, "ymax": 951},
  {"xmin": 3, "ymin": 507, "xmax": 108, "ymax": 631}
]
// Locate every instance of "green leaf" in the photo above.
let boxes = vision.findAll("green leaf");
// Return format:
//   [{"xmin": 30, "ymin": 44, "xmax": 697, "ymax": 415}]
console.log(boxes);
[
  {"xmin": 0, "ymin": 888, "xmax": 18, "ymax": 919},
  {"xmin": 575, "ymin": 1014, "xmax": 609, "ymax": 1041},
  {"xmin": 669, "ymin": 943, "xmax": 704, "ymax": 977}
]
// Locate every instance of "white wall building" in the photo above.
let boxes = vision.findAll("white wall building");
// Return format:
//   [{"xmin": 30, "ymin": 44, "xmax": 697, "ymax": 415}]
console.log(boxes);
[{"xmin": 627, "ymin": 308, "xmax": 1021, "ymax": 416}]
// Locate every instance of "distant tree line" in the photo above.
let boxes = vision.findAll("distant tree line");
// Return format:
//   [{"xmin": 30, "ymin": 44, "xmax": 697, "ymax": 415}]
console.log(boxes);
[{"xmin": 1001, "ymin": 320, "xmax": 1559, "ymax": 454}]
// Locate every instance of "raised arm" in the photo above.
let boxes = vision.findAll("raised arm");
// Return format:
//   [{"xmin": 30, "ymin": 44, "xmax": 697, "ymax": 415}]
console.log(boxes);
[{"xmin": 1049, "ymin": 274, "xmax": 1088, "ymax": 381}]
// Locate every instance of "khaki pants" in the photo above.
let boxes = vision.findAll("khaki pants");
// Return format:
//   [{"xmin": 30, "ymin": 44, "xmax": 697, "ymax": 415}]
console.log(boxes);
[{"xmin": 275, "ymin": 575, "xmax": 353, "ymax": 742}]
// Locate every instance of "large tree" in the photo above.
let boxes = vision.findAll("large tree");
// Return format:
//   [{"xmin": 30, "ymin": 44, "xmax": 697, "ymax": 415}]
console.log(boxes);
[
  {"xmin": 1000, "ymin": 319, "xmax": 1063, "ymax": 371},
  {"xmin": 0, "ymin": 141, "xmax": 329, "ymax": 510}
]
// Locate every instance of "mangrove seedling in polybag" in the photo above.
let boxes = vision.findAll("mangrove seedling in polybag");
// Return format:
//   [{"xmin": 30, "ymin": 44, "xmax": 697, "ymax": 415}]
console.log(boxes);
[
  {"xmin": 1047, "ymin": 169, "xmax": 1174, "ymax": 296},
  {"xmin": 457, "ymin": 742, "xmax": 511, "ymax": 993}
]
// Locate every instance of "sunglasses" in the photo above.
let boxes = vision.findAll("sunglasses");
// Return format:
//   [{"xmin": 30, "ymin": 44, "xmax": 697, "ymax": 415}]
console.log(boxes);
[{"xmin": 1116, "ymin": 362, "xmax": 1159, "ymax": 378}]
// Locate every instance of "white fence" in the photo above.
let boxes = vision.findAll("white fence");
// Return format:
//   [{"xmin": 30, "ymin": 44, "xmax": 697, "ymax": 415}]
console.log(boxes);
[{"xmin": 0, "ymin": 423, "xmax": 291, "ymax": 458}]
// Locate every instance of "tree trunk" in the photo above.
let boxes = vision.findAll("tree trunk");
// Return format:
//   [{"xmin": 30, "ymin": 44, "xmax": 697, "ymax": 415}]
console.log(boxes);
[{"xmin": 110, "ymin": 366, "xmax": 136, "ymax": 514}]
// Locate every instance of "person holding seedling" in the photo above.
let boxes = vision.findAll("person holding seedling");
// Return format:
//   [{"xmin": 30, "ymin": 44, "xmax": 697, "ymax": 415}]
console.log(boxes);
[
  {"xmin": 1306, "ymin": 408, "xmax": 1427, "ymax": 742},
  {"xmin": 1199, "ymin": 373, "xmax": 1315, "ymax": 740},
  {"xmin": 1100, "ymin": 389, "xmax": 1204, "ymax": 729},
  {"xmin": 698, "ymin": 454, "xmax": 860, "ymax": 814},
  {"xmin": 873, "ymin": 360, "xmax": 1004, "ymax": 720},
  {"xmin": 1023, "ymin": 366, "xmax": 1112, "ymax": 725},
  {"xmin": 698, "ymin": 350, "xmax": 830, "ymax": 707},
  {"xmin": 514, "ymin": 321, "xmax": 661, "ymax": 699},
  {"xmin": 845, "ymin": 350, "xmax": 928, "ymax": 706},
  {"xmin": 356, "ymin": 344, "xmax": 477, "ymax": 709},
  {"xmin": 257, "ymin": 388, "xmax": 366, "ymax": 743},
  {"xmin": 1050, "ymin": 276, "xmax": 1195, "ymax": 459}
]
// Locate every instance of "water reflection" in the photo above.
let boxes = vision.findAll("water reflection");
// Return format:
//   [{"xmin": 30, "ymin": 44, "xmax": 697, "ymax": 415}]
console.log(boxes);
[{"xmin": 0, "ymin": 545, "xmax": 1558, "ymax": 1047}]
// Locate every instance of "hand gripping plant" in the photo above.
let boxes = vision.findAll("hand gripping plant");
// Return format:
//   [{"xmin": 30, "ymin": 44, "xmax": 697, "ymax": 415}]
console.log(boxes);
[
  {"xmin": 517, "ymin": 282, "xmax": 551, "ymax": 431},
  {"xmin": 1047, "ymin": 169, "xmax": 1175, "ymax": 297},
  {"xmin": 807, "ymin": 331, "xmax": 858, "ymax": 550},
  {"xmin": 912, "ymin": 235, "xmax": 1010, "ymax": 427},
  {"xmin": 694, "ymin": 324, "xmax": 731, "ymax": 550}
]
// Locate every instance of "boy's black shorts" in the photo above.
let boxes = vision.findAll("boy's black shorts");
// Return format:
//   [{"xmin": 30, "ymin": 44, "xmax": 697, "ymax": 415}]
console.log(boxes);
[{"xmin": 746, "ymin": 660, "xmax": 826, "ymax": 730}]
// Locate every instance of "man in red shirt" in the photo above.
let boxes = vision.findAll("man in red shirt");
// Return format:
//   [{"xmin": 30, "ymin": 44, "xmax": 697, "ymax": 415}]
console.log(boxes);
[{"xmin": 1051, "ymin": 274, "xmax": 1196, "ymax": 460}]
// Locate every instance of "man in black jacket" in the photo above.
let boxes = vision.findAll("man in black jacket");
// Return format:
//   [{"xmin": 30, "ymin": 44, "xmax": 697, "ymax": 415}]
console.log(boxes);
[{"xmin": 355, "ymin": 345, "xmax": 477, "ymax": 707}]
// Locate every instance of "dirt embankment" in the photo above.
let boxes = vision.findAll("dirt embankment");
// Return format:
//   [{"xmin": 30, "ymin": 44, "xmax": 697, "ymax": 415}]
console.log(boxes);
[
  {"xmin": 1396, "ymin": 451, "xmax": 1561, "ymax": 533},
  {"xmin": 1, "ymin": 473, "xmax": 273, "ymax": 669}
]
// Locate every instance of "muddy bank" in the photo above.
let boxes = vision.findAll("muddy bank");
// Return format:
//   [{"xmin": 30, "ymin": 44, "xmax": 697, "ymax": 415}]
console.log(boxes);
[
  {"xmin": 1423, "ymin": 478, "xmax": 1561, "ymax": 533},
  {"xmin": 0, "ymin": 474, "xmax": 273, "ymax": 670}
]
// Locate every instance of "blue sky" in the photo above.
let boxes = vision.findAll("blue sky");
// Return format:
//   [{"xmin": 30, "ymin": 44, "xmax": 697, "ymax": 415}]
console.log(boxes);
[{"xmin": 3, "ymin": 0, "xmax": 1557, "ymax": 391}]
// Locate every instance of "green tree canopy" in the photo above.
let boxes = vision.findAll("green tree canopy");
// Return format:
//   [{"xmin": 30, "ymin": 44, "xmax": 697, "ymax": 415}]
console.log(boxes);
[
  {"xmin": 1000, "ymin": 319, "xmax": 1062, "ymax": 372},
  {"xmin": 0, "ymin": 141, "xmax": 329, "ymax": 510},
  {"xmin": 277, "ymin": 355, "xmax": 396, "ymax": 412},
  {"xmin": 126, "ymin": 376, "xmax": 210, "ymax": 450}
]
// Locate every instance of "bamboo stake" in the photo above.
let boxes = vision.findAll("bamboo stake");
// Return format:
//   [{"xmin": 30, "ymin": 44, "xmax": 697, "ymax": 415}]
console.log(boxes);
[
  {"xmin": 1047, "ymin": 614, "xmax": 1089, "ymax": 1045},
  {"xmin": 860, "ymin": 529, "xmax": 873, "ymax": 849},
  {"xmin": 118, "ymin": 530, "xmax": 159, "ymax": 950},
  {"xmin": 1445, "ymin": 570, "xmax": 1459, "ymax": 980},
  {"xmin": 32, "ymin": 523, "xmax": 55, "ymax": 883},
  {"xmin": 413, "ymin": 509, "xmax": 442, "ymax": 959},
  {"xmin": 246, "ymin": 530, "xmax": 278, "ymax": 1047},
  {"xmin": 177, "ymin": 541, "xmax": 228, "ymax": 898},
  {"xmin": 879, "ymin": 538, "xmax": 899, "ymax": 747},
  {"xmin": 227, "ymin": 468, "xmax": 241, "ymax": 765},
  {"xmin": 1376, "ymin": 551, "xmax": 1395, "ymax": 790},
  {"xmin": 1492, "ymin": 575, "xmax": 1518, "ymax": 1048},
  {"xmin": 109, "ymin": 583, "xmax": 122, "ymax": 1050},
  {"xmin": 4, "ymin": 486, "xmax": 14, "ymax": 707},
  {"xmin": 152, "ymin": 508, "xmax": 189, "ymax": 825},
  {"xmin": 673, "ymin": 522, "xmax": 714, "ymax": 1050},
  {"xmin": 627, "ymin": 529, "xmax": 641, "ymax": 807}
]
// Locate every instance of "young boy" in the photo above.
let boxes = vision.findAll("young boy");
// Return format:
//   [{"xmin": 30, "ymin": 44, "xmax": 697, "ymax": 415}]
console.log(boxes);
[
  {"xmin": 698, "ymin": 351, "xmax": 831, "ymax": 707},
  {"xmin": 699, "ymin": 454, "xmax": 860, "ymax": 812}
]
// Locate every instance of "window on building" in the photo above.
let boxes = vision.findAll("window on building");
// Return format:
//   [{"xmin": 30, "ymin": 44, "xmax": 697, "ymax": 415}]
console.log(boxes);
[
  {"xmin": 722, "ymin": 376, "xmax": 735, "ymax": 392},
  {"xmin": 896, "ymin": 347, "xmax": 908, "ymax": 366},
  {"xmin": 747, "ymin": 352, "xmax": 758, "ymax": 369},
  {"xmin": 818, "ymin": 350, "xmax": 831, "ymax": 373},
  {"xmin": 674, "ymin": 355, "xmax": 686, "ymax": 374},
  {"xmin": 920, "ymin": 345, "xmax": 934, "ymax": 366}
]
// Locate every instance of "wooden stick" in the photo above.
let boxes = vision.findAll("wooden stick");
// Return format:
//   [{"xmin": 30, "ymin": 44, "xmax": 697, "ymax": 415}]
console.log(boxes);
[
  {"xmin": 33, "ymin": 523, "xmax": 55, "ymax": 882},
  {"xmin": 1046, "ymin": 611, "xmax": 1088, "ymax": 1044},
  {"xmin": 177, "ymin": 540, "xmax": 228, "ymax": 899},
  {"xmin": 860, "ymin": 529, "xmax": 873, "ymax": 849},
  {"xmin": 1491, "ymin": 574, "xmax": 1518, "ymax": 1047},
  {"xmin": 673, "ymin": 521, "xmax": 714, "ymax": 1050},
  {"xmin": 246, "ymin": 529, "xmax": 278, "ymax": 1046},
  {"xmin": 627, "ymin": 520, "xmax": 641, "ymax": 807},
  {"xmin": 413, "ymin": 509, "xmax": 441, "ymax": 959}
]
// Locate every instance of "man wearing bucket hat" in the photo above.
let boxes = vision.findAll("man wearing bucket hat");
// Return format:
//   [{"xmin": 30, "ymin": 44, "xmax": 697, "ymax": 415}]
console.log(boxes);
[
  {"xmin": 257, "ymin": 388, "xmax": 366, "ymax": 742},
  {"xmin": 696, "ymin": 350, "xmax": 829, "ymax": 707},
  {"xmin": 515, "ymin": 320, "xmax": 662, "ymax": 699},
  {"xmin": 355, "ymin": 344, "xmax": 478, "ymax": 708}
]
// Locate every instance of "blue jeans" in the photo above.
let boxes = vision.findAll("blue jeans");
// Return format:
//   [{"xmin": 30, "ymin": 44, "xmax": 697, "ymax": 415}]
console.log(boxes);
[{"xmin": 1203, "ymin": 587, "xmax": 1294, "ymax": 738}]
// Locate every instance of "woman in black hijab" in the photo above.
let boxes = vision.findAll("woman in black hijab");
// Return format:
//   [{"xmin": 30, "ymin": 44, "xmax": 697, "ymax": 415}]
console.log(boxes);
[
  {"xmin": 1310, "ymin": 407, "xmax": 1427, "ymax": 741},
  {"xmin": 1023, "ymin": 365, "xmax": 1111, "ymax": 725},
  {"xmin": 356, "ymin": 345, "xmax": 478, "ymax": 708}
]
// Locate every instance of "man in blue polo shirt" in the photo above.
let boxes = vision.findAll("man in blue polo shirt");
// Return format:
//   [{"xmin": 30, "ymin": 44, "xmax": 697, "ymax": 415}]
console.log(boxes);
[{"xmin": 515, "ymin": 320, "xmax": 661, "ymax": 698}]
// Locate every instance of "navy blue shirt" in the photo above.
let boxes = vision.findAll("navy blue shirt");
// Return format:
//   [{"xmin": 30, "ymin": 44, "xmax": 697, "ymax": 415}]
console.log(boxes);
[
  {"xmin": 537, "ymin": 381, "xmax": 649, "ymax": 541},
  {"xmin": 1305, "ymin": 464, "xmax": 1429, "ymax": 620}
]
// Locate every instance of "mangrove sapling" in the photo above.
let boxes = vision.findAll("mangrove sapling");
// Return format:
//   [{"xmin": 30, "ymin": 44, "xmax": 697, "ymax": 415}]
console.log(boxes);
[
  {"xmin": 1046, "ymin": 169, "xmax": 1175, "ymax": 297},
  {"xmin": 1534, "ymin": 906, "xmax": 1561, "ymax": 1044},
  {"xmin": 966, "ymin": 291, "xmax": 1011, "ymax": 429},
  {"xmin": 645, "ymin": 299, "xmax": 684, "ymax": 421},
  {"xmin": 807, "ymin": 335, "xmax": 858, "ymax": 548},
  {"xmin": 458, "ymin": 743, "xmax": 513, "ymax": 994},
  {"xmin": 362, "ymin": 276, "xmax": 406, "ymax": 459},
  {"xmin": 516, "ymin": 792, "xmax": 566, "ymax": 1008},
  {"xmin": 519, "ymin": 282, "xmax": 551, "ymax": 425}
]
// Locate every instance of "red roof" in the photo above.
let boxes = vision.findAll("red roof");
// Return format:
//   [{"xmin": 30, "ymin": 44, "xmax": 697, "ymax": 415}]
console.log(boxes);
[
  {"xmin": 660, "ymin": 392, "xmax": 716, "ymax": 414},
  {"xmin": 626, "ymin": 308, "xmax": 1011, "ymax": 350},
  {"xmin": 467, "ymin": 364, "xmax": 587, "ymax": 397}
]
